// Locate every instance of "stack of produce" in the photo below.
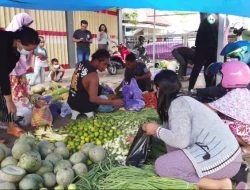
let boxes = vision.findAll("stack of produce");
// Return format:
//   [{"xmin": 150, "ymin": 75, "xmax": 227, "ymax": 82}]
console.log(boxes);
[
  {"xmin": 0, "ymin": 134, "xmax": 107, "ymax": 190},
  {"xmin": 61, "ymin": 109, "xmax": 160, "ymax": 163},
  {"xmin": 34, "ymin": 127, "xmax": 68, "ymax": 142},
  {"xmin": 76, "ymin": 157, "xmax": 197, "ymax": 190},
  {"xmin": 30, "ymin": 82, "xmax": 68, "ymax": 102},
  {"xmin": 158, "ymin": 60, "xmax": 179, "ymax": 71}
]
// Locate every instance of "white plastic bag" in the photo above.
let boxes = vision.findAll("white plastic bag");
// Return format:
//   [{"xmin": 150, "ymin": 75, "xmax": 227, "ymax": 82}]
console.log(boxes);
[
  {"xmin": 15, "ymin": 97, "xmax": 33, "ymax": 127},
  {"xmin": 60, "ymin": 103, "xmax": 72, "ymax": 118}
]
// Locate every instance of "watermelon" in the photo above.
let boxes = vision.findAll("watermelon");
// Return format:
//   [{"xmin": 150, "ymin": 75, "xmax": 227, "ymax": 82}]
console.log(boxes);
[
  {"xmin": 1, "ymin": 157, "xmax": 18, "ymax": 168},
  {"xmin": 45, "ymin": 153, "xmax": 63, "ymax": 166},
  {"xmin": 54, "ymin": 147, "xmax": 70, "ymax": 159},
  {"xmin": 17, "ymin": 151, "xmax": 42, "ymax": 172},
  {"xmin": 0, "ymin": 165, "xmax": 26, "ymax": 183},
  {"xmin": 36, "ymin": 160, "xmax": 53, "ymax": 176},
  {"xmin": 12, "ymin": 142, "xmax": 32, "ymax": 160},
  {"xmin": 56, "ymin": 168, "xmax": 74, "ymax": 188},
  {"xmin": 42, "ymin": 172, "xmax": 56, "ymax": 188},
  {"xmin": 88, "ymin": 146, "xmax": 106, "ymax": 163},
  {"xmin": 0, "ymin": 182, "xmax": 16, "ymax": 190},
  {"xmin": 54, "ymin": 160, "xmax": 72, "ymax": 174},
  {"xmin": 72, "ymin": 163, "xmax": 88, "ymax": 176},
  {"xmin": 69, "ymin": 152, "xmax": 87, "ymax": 165}
]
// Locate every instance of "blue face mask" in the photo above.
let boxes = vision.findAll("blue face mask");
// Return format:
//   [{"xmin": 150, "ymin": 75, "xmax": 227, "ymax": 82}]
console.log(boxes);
[{"xmin": 18, "ymin": 48, "xmax": 31, "ymax": 55}]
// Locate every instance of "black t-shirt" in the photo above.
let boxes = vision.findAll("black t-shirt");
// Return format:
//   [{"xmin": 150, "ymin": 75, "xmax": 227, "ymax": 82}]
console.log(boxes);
[
  {"xmin": 195, "ymin": 19, "xmax": 219, "ymax": 53},
  {"xmin": 67, "ymin": 61, "xmax": 101, "ymax": 113},
  {"xmin": 0, "ymin": 31, "xmax": 20, "ymax": 95},
  {"xmin": 125, "ymin": 62, "xmax": 151, "ymax": 92},
  {"xmin": 175, "ymin": 47, "xmax": 195, "ymax": 61},
  {"xmin": 73, "ymin": 29, "xmax": 92, "ymax": 52}
]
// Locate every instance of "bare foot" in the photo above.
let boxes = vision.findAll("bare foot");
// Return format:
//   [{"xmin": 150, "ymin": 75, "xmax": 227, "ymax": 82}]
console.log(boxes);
[
  {"xmin": 198, "ymin": 177, "xmax": 232, "ymax": 190},
  {"xmin": 219, "ymin": 178, "xmax": 232, "ymax": 189}
]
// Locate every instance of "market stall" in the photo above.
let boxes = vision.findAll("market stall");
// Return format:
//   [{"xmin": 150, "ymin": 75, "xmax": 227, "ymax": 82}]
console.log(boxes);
[{"xmin": 0, "ymin": 0, "xmax": 249, "ymax": 189}]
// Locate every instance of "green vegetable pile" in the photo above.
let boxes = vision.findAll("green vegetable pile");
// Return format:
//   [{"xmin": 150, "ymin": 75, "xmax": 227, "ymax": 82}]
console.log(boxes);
[
  {"xmin": 61, "ymin": 108, "xmax": 160, "ymax": 160},
  {"xmin": 76, "ymin": 157, "xmax": 197, "ymax": 190}
]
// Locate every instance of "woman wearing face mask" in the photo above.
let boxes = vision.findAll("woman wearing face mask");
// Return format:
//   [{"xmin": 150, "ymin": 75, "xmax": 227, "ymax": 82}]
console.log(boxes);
[
  {"xmin": 143, "ymin": 70, "xmax": 242, "ymax": 189},
  {"xmin": 6, "ymin": 13, "xmax": 34, "ymax": 100},
  {"xmin": 0, "ymin": 26, "xmax": 40, "ymax": 138}
]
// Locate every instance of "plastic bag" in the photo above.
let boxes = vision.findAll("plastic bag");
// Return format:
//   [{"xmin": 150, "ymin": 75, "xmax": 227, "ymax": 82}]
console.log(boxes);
[
  {"xmin": 60, "ymin": 102, "xmax": 72, "ymax": 118},
  {"xmin": 49, "ymin": 101, "xmax": 62, "ymax": 118},
  {"xmin": 97, "ymin": 95, "xmax": 115, "ymax": 113},
  {"xmin": 100, "ymin": 83, "xmax": 114, "ymax": 96},
  {"xmin": 126, "ymin": 127, "xmax": 152, "ymax": 167},
  {"xmin": 122, "ymin": 78, "xmax": 145, "ymax": 111},
  {"xmin": 15, "ymin": 97, "xmax": 33, "ymax": 127},
  {"xmin": 31, "ymin": 100, "xmax": 53, "ymax": 127}
]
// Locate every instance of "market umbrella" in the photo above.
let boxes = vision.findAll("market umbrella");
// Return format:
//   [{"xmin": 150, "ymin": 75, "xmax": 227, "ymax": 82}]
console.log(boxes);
[{"xmin": 1, "ymin": 0, "xmax": 250, "ymax": 17}]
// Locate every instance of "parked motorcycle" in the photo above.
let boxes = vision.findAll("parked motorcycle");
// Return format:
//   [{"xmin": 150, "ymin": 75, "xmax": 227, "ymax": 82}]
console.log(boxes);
[{"xmin": 107, "ymin": 43, "xmax": 130, "ymax": 75}]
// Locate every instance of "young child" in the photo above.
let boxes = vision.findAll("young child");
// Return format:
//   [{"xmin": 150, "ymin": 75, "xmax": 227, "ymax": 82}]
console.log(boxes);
[
  {"xmin": 29, "ymin": 36, "xmax": 48, "ymax": 86},
  {"xmin": 50, "ymin": 58, "xmax": 65, "ymax": 82}
]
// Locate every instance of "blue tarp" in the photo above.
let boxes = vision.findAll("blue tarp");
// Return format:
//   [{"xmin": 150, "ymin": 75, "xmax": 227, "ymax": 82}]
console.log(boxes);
[{"xmin": 1, "ymin": 0, "xmax": 250, "ymax": 17}]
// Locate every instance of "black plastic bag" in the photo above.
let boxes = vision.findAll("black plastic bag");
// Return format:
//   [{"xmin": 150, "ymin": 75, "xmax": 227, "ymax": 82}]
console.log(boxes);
[{"xmin": 125, "ymin": 127, "xmax": 152, "ymax": 167}]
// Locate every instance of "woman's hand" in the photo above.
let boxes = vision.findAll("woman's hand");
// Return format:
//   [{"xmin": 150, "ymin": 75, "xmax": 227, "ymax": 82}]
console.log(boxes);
[{"xmin": 142, "ymin": 123, "xmax": 159, "ymax": 135}]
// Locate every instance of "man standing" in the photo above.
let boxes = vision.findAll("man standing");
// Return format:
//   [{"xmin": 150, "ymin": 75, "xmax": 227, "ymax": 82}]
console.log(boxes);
[
  {"xmin": 73, "ymin": 20, "xmax": 92, "ymax": 63},
  {"xmin": 188, "ymin": 14, "xmax": 219, "ymax": 90},
  {"xmin": 172, "ymin": 46, "xmax": 195, "ymax": 81}
]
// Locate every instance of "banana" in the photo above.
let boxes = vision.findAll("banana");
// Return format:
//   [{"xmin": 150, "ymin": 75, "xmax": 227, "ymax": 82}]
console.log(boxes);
[{"xmin": 34, "ymin": 126, "xmax": 68, "ymax": 142}]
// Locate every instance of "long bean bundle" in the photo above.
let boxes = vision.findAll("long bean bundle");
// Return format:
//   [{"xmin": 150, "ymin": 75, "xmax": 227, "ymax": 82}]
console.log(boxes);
[{"xmin": 97, "ymin": 165, "xmax": 197, "ymax": 190}]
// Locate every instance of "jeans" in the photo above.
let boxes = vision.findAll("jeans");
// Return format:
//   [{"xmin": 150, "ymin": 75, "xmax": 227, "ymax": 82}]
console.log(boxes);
[
  {"xmin": 77, "ymin": 48, "xmax": 90, "ymax": 63},
  {"xmin": 29, "ymin": 66, "xmax": 45, "ymax": 86}
]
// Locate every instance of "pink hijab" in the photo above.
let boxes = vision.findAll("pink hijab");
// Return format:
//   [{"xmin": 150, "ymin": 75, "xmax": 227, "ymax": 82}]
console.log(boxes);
[{"xmin": 6, "ymin": 13, "xmax": 34, "ymax": 76}]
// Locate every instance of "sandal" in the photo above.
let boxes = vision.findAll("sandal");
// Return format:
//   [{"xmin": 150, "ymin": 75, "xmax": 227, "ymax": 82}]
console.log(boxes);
[{"xmin": 7, "ymin": 125, "xmax": 26, "ymax": 138}]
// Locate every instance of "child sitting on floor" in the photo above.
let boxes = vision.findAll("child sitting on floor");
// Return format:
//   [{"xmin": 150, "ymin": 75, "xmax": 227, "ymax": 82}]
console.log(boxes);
[{"xmin": 49, "ymin": 58, "xmax": 65, "ymax": 82}]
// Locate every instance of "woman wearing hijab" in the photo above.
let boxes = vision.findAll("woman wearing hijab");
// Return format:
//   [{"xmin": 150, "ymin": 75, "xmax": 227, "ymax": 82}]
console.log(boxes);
[
  {"xmin": 6, "ymin": 13, "xmax": 33, "ymax": 100},
  {"xmin": 0, "ymin": 26, "xmax": 39, "ymax": 139}
]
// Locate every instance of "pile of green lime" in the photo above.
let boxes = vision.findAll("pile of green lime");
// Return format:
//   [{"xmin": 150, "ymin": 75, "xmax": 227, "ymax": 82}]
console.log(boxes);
[{"xmin": 64, "ymin": 118, "xmax": 122, "ymax": 152}]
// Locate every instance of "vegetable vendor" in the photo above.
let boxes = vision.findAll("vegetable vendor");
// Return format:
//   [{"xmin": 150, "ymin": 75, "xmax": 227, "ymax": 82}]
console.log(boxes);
[
  {"xmin": 115, "ymin": 52, "xmax": 152, "ymax": 93},
  {"xmin": 142, "ymin": 70, "xmax": 242, "ymax": 189},
  {"xmin": 67, "ymin": 49, "xmax": 124, "ymax": 119},
  {"xmin": 0, "ymin": 26, "xmax": 40, "ymax": 138}
]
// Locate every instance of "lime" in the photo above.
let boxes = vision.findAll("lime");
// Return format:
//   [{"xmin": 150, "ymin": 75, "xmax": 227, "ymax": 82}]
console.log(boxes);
[
  {"xmin": 94, "ymin": 131, "xmax": 99, "ymax": 137},
  {"xmin": 85, "ymin": 137, "xmax": 90, "ymax": 143},
  {"xmin": 86, "ymin": 160, "xmax": 93, "ymax": 166},
  {"xmin": 95, "ymin": 139, "xmax": 102, "ymax": 145}
]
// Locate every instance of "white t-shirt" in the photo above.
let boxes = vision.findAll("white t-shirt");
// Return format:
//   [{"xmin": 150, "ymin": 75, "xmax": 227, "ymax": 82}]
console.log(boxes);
[
  {"xmin": 34, "ymin": 47, "xmax": 48, "ymax": 67},
  {"xmin": 97, "ymin": 32, "xmax": 110, "ymax": 45}
]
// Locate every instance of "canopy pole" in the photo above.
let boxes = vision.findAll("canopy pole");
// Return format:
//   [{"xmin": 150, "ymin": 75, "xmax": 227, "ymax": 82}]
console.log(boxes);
[
  {"xmin": 216, "ymin": 14, "xmax": 228, "ymax": 84},
  {"xmin": 65, "ymin": 11, "xmax": 76, "ymax": 68},
  {"xmin": 153, "ymin": 9, "xmax": 156, "ymax": 64},
  {"xmin": 118, "ymin": 9, "xmax": 123, "ymax": 44},
  {"xmin": 217, "ymin": 14, "xmax": 226, "ymax": 62}
]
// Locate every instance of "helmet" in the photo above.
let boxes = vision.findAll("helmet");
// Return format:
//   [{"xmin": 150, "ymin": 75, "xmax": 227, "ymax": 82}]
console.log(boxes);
[{"xmin": 221, "ymin": 61, "xmax": 250, "ymax": 88}]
